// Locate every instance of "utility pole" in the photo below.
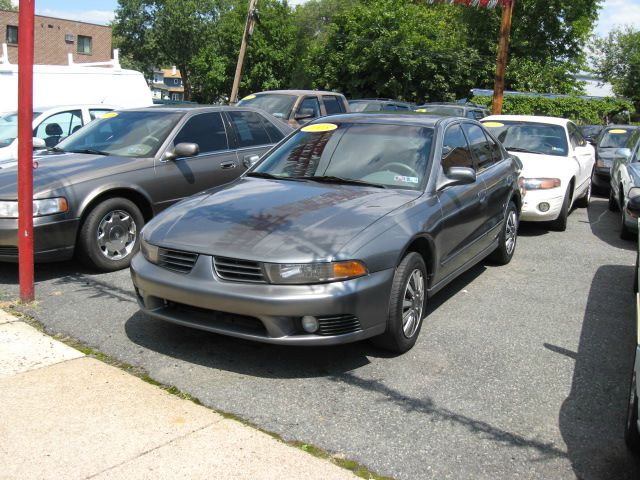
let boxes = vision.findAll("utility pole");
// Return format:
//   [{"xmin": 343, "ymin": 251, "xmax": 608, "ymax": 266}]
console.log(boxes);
[
  {"xmin": 492, "ymin": 0, "xmax": 515, "ymax": 115},
  {"xmin": 230, "ymin": 0, "xmax": 258, "ymax": 104},
  {"xmin": 18, "ymin": 0, "xmax": 35, "ymax": 302}
]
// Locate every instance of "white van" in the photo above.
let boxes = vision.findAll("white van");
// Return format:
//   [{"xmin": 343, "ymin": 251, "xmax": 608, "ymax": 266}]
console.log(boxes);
[{"xmin": 0, "ymin": 44, "xmax": 153, "ymax": 112}]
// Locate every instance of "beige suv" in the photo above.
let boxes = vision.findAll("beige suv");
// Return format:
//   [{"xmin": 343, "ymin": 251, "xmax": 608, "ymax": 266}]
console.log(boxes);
[{"xmin": 236, "ymin": 89, "xmax": 350, "ymax": 128}]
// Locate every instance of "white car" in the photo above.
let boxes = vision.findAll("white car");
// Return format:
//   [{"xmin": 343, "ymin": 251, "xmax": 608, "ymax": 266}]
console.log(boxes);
[
  {"xmin": 482, "ymin": 115, "xmax": 595, "ymax": 231},
  {"xmin": 0, "ymin": 104, "xmax": 116, "ymax": 168}
]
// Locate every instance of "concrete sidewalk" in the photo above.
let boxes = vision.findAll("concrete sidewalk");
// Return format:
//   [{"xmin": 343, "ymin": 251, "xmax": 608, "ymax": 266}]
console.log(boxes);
[{"xmin": 0, "ymin": 310, "xmax": 359, "ymax": 480}]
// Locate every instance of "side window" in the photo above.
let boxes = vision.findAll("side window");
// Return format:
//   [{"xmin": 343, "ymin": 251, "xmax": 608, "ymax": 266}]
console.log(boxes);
[
  {"xmin": 34, "ymin": 110, "xmax": 83, "ymax": 146},
  {"xmin": 633, "ymin": 140, "xmax": 640, "ymax": 163},
  {"xmin": 296, "ymin": 97, "xmax": 321, "ymax": 118},
  {"xmin": 228, "ymin": 110, "xmax": 272, "ymax": 148},
  {"xmin": 469, "ymin": 110, "xmax": 485, "ymax": 120},
  {"xmin": 384, "ymin": 104, "xmax": 398, "ymax": 111},
  {"xmin": 261, "ymin": 117, "xmax": 285, "ymax": 144},
  {"xmin": 568, "ymin": 123, "xmax": 586, "ymax": 148},
  {"xmin": 89, "ymin": 109, "xmax": 113, "ymax": 121},
  {"xmin": 462, "ymin": 123, "xmax": 495, "ymax": 171},
  {"xmin": 173, "ymin": 112, "xmax": 228, "ymax": 154},
  {"xmin": 396, "ymin": 104, "xmax": 410, "ymax": 111},
  {"xmin": 483, "ymin": 129, "xmax": 503, "ymax": 163},
  {"xmin": 442, "ymin": 124, "xmax": 473, "ymax": 172},
  {"xmin": 323, "ymin": 96, "xmax": 343, "ymax": 115}
]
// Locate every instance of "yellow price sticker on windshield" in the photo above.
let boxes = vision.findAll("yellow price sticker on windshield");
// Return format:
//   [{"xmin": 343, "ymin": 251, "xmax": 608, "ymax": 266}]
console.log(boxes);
[
  {"xmin": 483, "ymin": 122, "xmax": 504, "ymax": 128},
  {"xmin": 415, "ymin": 108, "xmax": 427, "ymax": 113},
  {"xmin": 610, "ymin": 129, "xmax": 628, "ymax": 134},
  {"xmin": 242, "ymin": 94, "xmax": 256, "ymax": 101},
  {"xmin": 99, "ymin": 112, "xmax": 118, "ymax": 119},
  {"xmin": 301, "ymin": 123, "xmax": 338, "ymax": 133}
]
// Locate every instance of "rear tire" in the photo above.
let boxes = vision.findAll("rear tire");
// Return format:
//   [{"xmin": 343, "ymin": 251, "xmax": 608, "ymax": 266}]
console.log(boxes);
[
  {"xmin": 372, "ymin": 252, "xmax": 426, "ymax": 353},
  {"xmin": 489, "ymin": 201, "xmax": 518, "ymax": 265},
  {"xmin": 550, "ymin": 186, "xmax": 571, "ymax": 232},
  {"xmin": 78, "ymin": 197, "xmax": 144, "ymax": 272},
  {"xmin": 609, "ymin": 188, "xmax": 619, "ymax": 211},
  {"xmin": 621, "ymin": 189, "xmax": 635, "ymax": 241}
]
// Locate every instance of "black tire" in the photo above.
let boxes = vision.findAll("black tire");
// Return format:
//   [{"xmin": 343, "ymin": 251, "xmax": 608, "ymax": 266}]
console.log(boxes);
[
  {"xmin": 489, "ymin": 201, "xmax": 518, "ymax": 265},
  {"xmin": 625, "ymin": 369, "xmax": 640, "ymax": 452},
  {"xmin": 574, "ymin": 174, "xmax": 592, "ymax": 208},
  {"xmin": 609, "ymin": 188, "xmax": 619, "ymax": 211},
  {"xmin": 621, "ymin": 189, "xmax": 635, "ymax": 241},
  {"xmin": 77, "ymin": 197, "xmax": 144, "ymax": 272},
  {"xmin": 372, "ymin": 252, "xmax": 427, "ymax": 353},
  {"xmin": 550, "ymin": 186, "xmax": 571, "ymax": 232}
]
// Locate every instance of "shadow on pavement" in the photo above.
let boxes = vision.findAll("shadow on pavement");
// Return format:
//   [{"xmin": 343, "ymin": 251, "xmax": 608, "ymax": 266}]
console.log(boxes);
[
  {"xmin": 559, "ymin": 264, "xmax": 640, "ymax": 479},
  {"xmin": 0, "ymin": 259, "xmax": 101, "ymax": 286},
  {"xmin": 585, "ymin": 197, "xmax": 636, "ymax": 252}
]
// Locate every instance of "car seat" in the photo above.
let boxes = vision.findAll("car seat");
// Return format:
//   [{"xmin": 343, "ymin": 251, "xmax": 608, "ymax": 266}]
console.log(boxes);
[{"xmin": 44, "ymin": 123, "xmax": 63, "ymax": 147}]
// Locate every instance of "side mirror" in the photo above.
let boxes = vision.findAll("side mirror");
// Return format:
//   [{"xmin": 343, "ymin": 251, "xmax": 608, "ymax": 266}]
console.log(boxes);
[
  {"xmin": 584, "ymin": 136, "xmax": 596, "ymax": 146},
  {"xmin": 294, "ymin": 108, "xmax": 315, "ymax": 121},
  {"xmin": 438, "ymin": 166, "xmax": 476, "ymax": 190},
  {"xmin": 615, "ymin": 147, "xmax": 632, "ymax": 161},
  {"xmin": 243, "ymin": 154, "xmax": 260, "ymax": 169},
  {"xmin": 165, "ymin": 142, "xmax": 199, "ymax": 161},
  {"xmin": 33, "ymin": 137, "xmax": 46, "ymax": 150}
]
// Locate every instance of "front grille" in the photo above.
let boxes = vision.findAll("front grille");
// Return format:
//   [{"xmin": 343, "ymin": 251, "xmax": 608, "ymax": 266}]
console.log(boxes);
[
  {"xmin": 213, "ymin": 256, "xmax": 266, "ymax": 283},
  {"xmin": 0, "ymin": 246, "xmax": 18, "ymax": 256},
  {"xmin": 158, "ymin": 248, "xmax": 199, "ymax": 274},
  {"xmin": 316, "ymin": 315, "xmax": 361, "ymax": 336},
  {"xmin": 165, "ymin": 301, "xmax": 267, "ymax": 335}
]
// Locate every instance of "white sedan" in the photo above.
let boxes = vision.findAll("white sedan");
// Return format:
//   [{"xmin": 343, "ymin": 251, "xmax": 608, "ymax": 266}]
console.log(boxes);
[{"xmin": 482, "ymin": 115, "xmax": 595, "ymax": 231}]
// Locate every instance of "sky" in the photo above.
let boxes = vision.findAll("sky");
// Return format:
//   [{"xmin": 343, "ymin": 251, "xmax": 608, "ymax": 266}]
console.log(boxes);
[{"xmin": 11, "ymin": 0, "xmax": 640, "ymax": 38}]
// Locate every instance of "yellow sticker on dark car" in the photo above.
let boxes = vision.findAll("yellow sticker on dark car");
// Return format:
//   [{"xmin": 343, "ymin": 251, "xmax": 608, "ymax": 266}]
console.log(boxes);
[
  {"xmin": 242, "ymin": 94, "xmax": 257, "ymax": 101},
  {"xmin": 415, "ymin": 109, "xmax": 427, "ymax": 113},
  {"xmin": 610, "ymin": 129, "xmax": 628, "ymax": 134},
  {"xmin": 483, "ymin": 122, "xmax": 504, "ymax": 128},
  {"xmin": 301, "ymin": 123, "xmax": 338, "ymax": 133},
  {"xmin": 99, "ymin": 112, "xmax": 118, "ymax": 119}
]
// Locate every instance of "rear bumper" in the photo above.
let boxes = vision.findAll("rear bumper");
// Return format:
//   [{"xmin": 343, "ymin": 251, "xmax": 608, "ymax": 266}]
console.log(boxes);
[
  {"xmin": 130, "ymin": 252, "xmax": 394, "ymax": 346},
  {"xmin": 0, "ymin": 216, "xmax": 79, "ymax": 262}
]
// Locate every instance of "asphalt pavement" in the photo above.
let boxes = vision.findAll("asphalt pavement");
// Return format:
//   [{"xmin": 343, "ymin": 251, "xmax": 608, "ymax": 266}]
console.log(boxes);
[{"xmin": 2, "ymin": 196, "xmax": 640, "ymax": 479}]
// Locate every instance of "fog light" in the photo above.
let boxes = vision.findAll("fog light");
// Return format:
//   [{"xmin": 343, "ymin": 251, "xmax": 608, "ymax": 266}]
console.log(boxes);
[
  {"xmin": 301, "ymin": 316, "xmax": 319, "ymax": 333},
  {"xmin": 538, "ymin": 202, "xmax": 550, "ymax": 212}
]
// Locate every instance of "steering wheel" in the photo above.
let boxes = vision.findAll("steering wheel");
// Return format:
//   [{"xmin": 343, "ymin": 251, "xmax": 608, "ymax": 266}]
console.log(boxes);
[
  {"xmin": 385, "ymin": 162, "xmax": 419, "ymax": 178},
  {"xmin": 141, "ymin": 135, "xmax": 160, "ymax": 146}
]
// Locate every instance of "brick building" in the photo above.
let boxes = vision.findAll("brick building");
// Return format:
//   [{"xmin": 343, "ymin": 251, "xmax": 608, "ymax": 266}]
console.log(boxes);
[{"xmin": 0, "ymin": 10, "xmax": 112, "ymax": 65}]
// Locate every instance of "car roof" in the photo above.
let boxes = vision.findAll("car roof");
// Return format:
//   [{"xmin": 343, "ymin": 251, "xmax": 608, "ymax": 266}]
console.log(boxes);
[
  {"xmin": 118, "ymin": 105, "xmax": 259, "ymax": 114},
  {"xmin": 311, "ymin": 113, "xmax": 455, "ymax": 128},
  {"xmin": 601, "ymin": 124, "xmax": 639, "ymax": 130},
  {"xmin": 482, "ymin": 115, "xmax": 570, "ymax": 126},
  {"xmin": 251, "ymin": 90, "xmax": 345, "ymax": 97}
]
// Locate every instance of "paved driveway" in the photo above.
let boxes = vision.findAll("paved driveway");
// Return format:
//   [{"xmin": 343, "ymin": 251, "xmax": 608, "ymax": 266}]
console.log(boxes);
[{"xmin": 1, "ymin": 197, "xmax": 640, "ymax": 479}]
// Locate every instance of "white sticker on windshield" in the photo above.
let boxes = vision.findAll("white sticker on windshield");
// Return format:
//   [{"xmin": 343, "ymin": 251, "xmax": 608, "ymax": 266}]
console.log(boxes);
[{"xmin": 394, "ymin": 175, "xmax": 419, "ymax": 184}]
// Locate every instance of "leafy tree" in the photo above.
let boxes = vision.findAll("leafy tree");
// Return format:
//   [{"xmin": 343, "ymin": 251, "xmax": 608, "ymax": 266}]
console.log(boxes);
[
  {"xmin": 0, "ymin": 0, "xmax": 17, "ymax": 11},
  {"xmin": 592, "ymin": 27, "xmax": 640, "ymax": 105}
]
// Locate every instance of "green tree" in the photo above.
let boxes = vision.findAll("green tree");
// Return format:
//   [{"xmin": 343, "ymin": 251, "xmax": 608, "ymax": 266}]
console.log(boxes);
[
  {"xmin": 0, "ymin": 0, "xmax": 17, "ymax": 11},
  {"xmin": 592, "ymin": 27, "xmax": 640, "ymax": 105}
]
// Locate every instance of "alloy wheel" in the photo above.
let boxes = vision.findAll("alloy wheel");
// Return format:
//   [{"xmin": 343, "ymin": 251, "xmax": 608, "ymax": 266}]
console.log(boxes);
[
  {"xmin": 96, "ymin": 209, "xmax": 137, "ymax": 260},
  {"xmin": 505, "ymin": 209, "xmax": 518, "ymax": 255},
  {"xmin": 402, "ymin": 269, "xmax": 425, "ymax": 338}
]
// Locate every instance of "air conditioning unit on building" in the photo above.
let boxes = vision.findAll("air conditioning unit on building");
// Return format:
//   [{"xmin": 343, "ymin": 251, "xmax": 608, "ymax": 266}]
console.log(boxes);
[{"xmin": 65, "ymin": 34, "xmax": 75, "ymax": 43}]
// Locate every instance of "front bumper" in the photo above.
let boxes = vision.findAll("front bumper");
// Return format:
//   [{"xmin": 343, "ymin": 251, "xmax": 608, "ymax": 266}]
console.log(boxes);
[
  {"xmin": 520, "ymin": 189, "xmax": 565, "ymax": 222},
  {"xmin": 130, "ymin": 253, "xmax": 394, "ymax": 346},
  {"xmin": 0, "ymin": 216, "xmax": 79, "ymax": 262}
]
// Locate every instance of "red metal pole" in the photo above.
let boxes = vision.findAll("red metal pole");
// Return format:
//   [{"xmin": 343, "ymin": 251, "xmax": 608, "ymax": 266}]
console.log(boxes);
[{"xmin": 18, "ymin": 0, "xmax": 35, "ymax": 302}]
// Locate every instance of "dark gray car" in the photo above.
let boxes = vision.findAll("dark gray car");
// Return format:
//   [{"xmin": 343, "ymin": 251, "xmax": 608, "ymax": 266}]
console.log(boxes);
[
  {"xmin": 593, "ymin": 125, "xmax": 639, "ymax": 190},
  {"xmin": 608, "ymin": 127, "xmax": 640, "ymax": 239},
  {"xmin": 0, "ymin": 106, "xmax": 292, "ymax": 270},
  {"xmin": 130, "ymin": 114, "xmax": 522, "ymax": 353}
]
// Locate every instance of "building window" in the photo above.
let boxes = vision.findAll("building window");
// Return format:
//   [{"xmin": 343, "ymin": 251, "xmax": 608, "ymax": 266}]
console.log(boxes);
[
  {"xmin": 174, "ymin": 79, "xmax": 179, "ymax": 85},
  {"xmin": 6, "ymin": 26, "xmax": 18, "ymax": 45},
  {"xmin": 77, "ymin": 35, "xmax": 92, "ymax": 55}
]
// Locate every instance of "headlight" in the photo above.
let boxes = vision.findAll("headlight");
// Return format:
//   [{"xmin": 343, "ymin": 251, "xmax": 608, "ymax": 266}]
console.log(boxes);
[
  {"xmin": 264, "ymin": 260, "xmax": 368, "ymax": 284},
  {"xmin": 596, "ymin": 158, "xmax": 612, "ymax": 168},
  {"xmin": 0, "ymin": 197, "xmax": 68, "ymax": 218},
  {"xmin": 520, "ymin": 178, "xmax": 561, "ymax": 190},
  {"xmin": 140, "ymin": 237, "xmax": 160, "ymax": 264}
]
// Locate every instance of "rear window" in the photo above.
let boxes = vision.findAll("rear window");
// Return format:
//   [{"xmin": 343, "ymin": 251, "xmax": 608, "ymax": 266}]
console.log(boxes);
[{"xmin": 236, "ymin": 94, "xmax": 297, "ymax": 120}]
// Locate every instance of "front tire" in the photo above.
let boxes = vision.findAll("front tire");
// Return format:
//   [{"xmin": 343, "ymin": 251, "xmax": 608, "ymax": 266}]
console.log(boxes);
[
  {"xmin": 625, "ymin": 369, "xmax": 640, "ymax": 452},
  {"xmin": 550, "ymin": 186, "xmax": 571, "ymax": 232},
  {"xmin": 609, "ymin": 188, "xmax": 619, "ymax": 211},
  {"xmin": 78, "ymin": 197, "xmax": 144, "ymax": 271},
  {"xmin": 372, "ymin": 252, "xmax": 427, "ymax": 353},
  {"xmin": 489, "ymin": 201, "xmax": 518, "ymax": 265}
]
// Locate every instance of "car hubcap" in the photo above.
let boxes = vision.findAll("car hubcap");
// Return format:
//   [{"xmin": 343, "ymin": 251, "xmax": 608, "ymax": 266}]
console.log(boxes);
[
  {"xmin": 402, "ymin": 269, "xmax": 425, "ymax": 338},
  {"xmin": 96, "ymin": 210, "xmax": 137, "ymax": 261},
  {"xmin": 505, "ymin": 210, "xmax": 518, "ymax": 255}
]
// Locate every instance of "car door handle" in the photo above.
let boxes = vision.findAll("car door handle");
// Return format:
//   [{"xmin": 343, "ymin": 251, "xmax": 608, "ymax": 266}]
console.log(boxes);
[
  {"xmin": 220, "ymin": 161, "xmax": 237, "ymax": 170},
  {"xmin": 478, "ymin": 191, "xmax": 488, "ymax": 203}
]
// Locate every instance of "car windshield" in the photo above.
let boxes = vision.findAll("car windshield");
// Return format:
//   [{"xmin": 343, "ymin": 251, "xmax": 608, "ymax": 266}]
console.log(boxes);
[
  {"xmin": 252, "ymin": 122, "xmax": 434, "ymax": 190},
  {"xmin": 416, "ymin": 105, "xmax": 464, "ymax": 116},
  {"xmin": 349, "ymin": 102, "xmax": 383, "ymax": 113},
  {"xmin": 237, "ymin": 94, "xmax": 297, "ymax": 119},
  {"xmin": 0, "ymin": 111, "xmax": 42, "ymax": 148},
  {"xmin": 482, "ymin": 120, "xmax": 568, "ymax": 156},
  {"xmin": 598, "ymin": 128, "xmax": 634, "ymax": 148},
  {"xmin": 580, "ymin": 125, "xmax": 603, "ymax": 138},
  {"xmin": 56, "ymin": 111, "xmax": 182, "ymax": 158}
]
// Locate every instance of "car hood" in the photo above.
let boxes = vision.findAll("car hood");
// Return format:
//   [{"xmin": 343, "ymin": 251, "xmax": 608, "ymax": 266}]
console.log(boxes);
[
  {"xmin": 0, "ymin": 152, "xmax": 149, "ymax": 199},
  {"xmin": 509, "ymin": 151, "xmax": 574, "ymax": 180},
  {"xmin": 144, "ymin": 177, "xmax": 420, "ymax": 263}
]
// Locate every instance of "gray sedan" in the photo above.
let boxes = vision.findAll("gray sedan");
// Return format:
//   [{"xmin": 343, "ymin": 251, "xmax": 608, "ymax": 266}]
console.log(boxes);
[
  {"xmin": 130, "ymin": 114, "xmax": 522, "ymax": 352},
  {"xmin": 0, "ymin": 106, "xmax": 291, "ymax": 270}
]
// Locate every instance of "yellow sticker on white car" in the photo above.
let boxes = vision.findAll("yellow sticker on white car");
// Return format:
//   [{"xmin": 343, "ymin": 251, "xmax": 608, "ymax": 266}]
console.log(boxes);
[
  {"xmin": 242, "ymin": 94, "xmax": 256, "ymax": 101},
  {"xmin": 483, "ymin": 122, "xmax": 504, "ymax": 128},
  {"xmin": 99, "ymin": 112, "xmax": 118, "ymax": 119},
  {"xmin": 301, "ymin": 123, "xmax": 338, "ymax": 133},
  {"xmin": 610, "ymin": 129, "xmax": 628, "ymax": 134}
]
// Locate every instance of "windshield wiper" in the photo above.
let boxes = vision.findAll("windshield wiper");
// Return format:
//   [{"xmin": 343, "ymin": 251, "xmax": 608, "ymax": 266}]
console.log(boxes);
[
  {"xmin": 67, "ymin": 148, "xmax": 110, "ymax": 156},
  {"xmin": 507, "ymin": 147, "xmax": 546, "ymax": 155},
  {"xmin": 298, "ymin": 175, "xmax": 387, "ymax": 188},
  {"xmin": 245, "ymin": 171, "xmax": 306, "ymax": 182}
]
